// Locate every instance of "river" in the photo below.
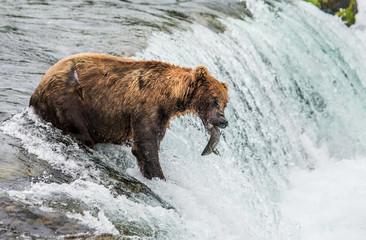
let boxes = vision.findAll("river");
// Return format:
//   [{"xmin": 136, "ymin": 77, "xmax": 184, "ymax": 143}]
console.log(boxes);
[{"xmin": 1, "ymin": 0, "xmax": 366, "ymax": 239}]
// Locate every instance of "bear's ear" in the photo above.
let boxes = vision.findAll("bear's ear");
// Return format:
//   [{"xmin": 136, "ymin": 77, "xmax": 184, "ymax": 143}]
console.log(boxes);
[{"xmin": 194, "ymin": 65, "xmax": 208, "ymax": 82}]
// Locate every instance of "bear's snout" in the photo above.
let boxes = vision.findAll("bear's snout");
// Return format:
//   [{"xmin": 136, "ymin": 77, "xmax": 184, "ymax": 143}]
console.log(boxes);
[
  {"xmin": 207, "ymin": 112, "xmax": 228, "ymax": 129},
  {"xmin": 218, "ymin": 117, "xmax": 228, "ymax": 129}
]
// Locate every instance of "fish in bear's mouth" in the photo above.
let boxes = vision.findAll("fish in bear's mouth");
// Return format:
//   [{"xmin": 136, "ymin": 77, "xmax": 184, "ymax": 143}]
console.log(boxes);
[{"xmin": 201, "ymin": 117, "xmax": 228, "ymax": 156}]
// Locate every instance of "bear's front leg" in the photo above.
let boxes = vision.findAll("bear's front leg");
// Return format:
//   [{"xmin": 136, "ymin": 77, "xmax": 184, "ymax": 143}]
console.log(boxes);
[{"xmin": 131, "ymin": 117, "xmax": 165, "ymax": 180}]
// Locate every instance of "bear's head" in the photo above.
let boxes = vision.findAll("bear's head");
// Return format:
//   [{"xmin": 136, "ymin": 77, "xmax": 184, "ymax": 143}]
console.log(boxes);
[
  {"xmin": 191, "ymin": 65, "xmax": 229, "ymax": 130},
  {"xmin": 189, "ymin": 66, "xmax": 229, "ymax": 155}
]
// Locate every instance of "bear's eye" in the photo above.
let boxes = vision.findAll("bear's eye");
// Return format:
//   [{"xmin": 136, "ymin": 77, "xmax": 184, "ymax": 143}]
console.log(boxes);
[{"xmin": 210, "ymin": 98, "xmax": 219, "ymax": 108}]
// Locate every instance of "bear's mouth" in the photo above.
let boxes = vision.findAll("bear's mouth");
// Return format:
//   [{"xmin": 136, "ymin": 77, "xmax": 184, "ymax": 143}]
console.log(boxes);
[{"xmin": 201, "ymin": 126, "xmax": 221, "ymax": 156}]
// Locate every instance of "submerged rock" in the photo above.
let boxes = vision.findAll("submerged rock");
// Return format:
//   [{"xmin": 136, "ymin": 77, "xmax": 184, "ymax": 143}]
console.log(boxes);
[
  {"xmin": 304, "ymin": 0, "xmax": 358, "ymax": 26},
  {"xmin": 0, "ymin": 193, "xmax": 94, "ymax": 239}
]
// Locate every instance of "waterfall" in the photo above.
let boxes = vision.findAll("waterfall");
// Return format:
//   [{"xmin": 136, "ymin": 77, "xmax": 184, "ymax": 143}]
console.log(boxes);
[{"xmin": 1, "ymin": 0, "xmax": 366, "ymax": 239}]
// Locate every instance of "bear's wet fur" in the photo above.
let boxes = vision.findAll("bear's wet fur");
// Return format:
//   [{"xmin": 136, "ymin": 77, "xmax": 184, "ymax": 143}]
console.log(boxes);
[{"xmin": 30, "ymin": 53, "xmax": 229, "ymax": 180}]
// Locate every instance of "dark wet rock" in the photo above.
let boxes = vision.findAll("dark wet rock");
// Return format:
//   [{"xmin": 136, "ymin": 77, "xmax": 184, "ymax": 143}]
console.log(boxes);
[
  {"xmin": 65, "ymin": 233, "xmax": 144, "ymax": 240},
  {"xmin": 165, "ymin": 10, "xmax": 191, "ymax": 21},
  {"xmin": 304, "ymin": 0, "xmax": 358, "ymax": 26},
  {"xmin": 0, "ymin": 132, "xmax": 74, "ymax": 191},
  {"xmin": 65, "ymin": 234, "xmax": 118, "ymax": 240},
  {"xmin": 0, "ymin": 193, "xmax": 94, "ymax": 239},
  {"xmin": 204, "ymin": 14, "xmax": 227, "ymax": 34},
  {"xmin": 194, "ymin": 1, "xmax": 254, "ymax": 33},
  {"xmin": 204, "ymin": 1, "xmax": 253, "ymax": 20}
]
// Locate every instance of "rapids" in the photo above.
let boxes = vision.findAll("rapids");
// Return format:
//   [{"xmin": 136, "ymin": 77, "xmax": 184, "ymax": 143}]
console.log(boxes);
[{"xmin": 1, "ymin": 0, "xmax": 366, "ymax": 239}]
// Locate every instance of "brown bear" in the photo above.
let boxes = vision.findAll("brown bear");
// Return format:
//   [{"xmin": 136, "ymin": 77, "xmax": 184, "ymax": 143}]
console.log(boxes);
[{"xmin": 29, "ymin": 53, "xmax": 229, "ymax": 180}]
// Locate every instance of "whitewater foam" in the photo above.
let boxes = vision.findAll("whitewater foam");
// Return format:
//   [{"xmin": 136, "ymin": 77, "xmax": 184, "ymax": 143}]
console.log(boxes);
[{"xmin": 281, "ymin": 134, "xmax": 366, "ymax": 240}]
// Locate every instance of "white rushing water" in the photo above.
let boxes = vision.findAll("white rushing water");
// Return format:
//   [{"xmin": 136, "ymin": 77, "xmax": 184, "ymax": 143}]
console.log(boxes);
[
  {"xmin": 353, "ymin": 0, "xmax": 366, "ymax": 44},
  {"xmin": 1, "ymin": 0, "xmax": 366, "ymax": 239}
]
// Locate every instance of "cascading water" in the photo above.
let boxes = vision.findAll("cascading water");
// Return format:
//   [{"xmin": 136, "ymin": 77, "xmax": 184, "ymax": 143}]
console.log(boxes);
[{"xmin": 1, "ymin": 0, "xmax": 366, "ymax": 239}]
